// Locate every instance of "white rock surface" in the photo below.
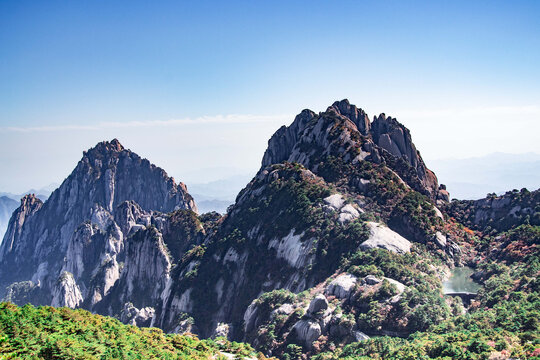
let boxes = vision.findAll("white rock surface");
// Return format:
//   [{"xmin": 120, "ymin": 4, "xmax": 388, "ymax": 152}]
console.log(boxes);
[
  {"xmin": 338, "ymin": 204, "xmax": 361, "ymax": 224},
  {"xmin": 268, "ymin": 230, "xmax": 312, "ymax": 268},
  {"xmin": 308, "ymin": 294, "xmax": 328, "ymax": 315},
  {"xmin": 384, "ymin": 277, "xmax": 406, "ymax": 294},
  {"xmin": 360, "ymin": 222, "xmax": 411, "ymax": 254},
  {"xmin": 326, "ymin": 273, "xmax": 358, "ymax": 299},
  {"xmin": 324, "ymin": 194, "xmax": 345, "ymax": 210},
  {"xmin": 120, "ymin": 302, "xmax": 155, "ymax": 327},
  {"xmin": 51, "ymin": 271, "xmax": 83, "ymax": 308},
  {"xmin": 212, "ymin": 322, "xmax": 232, "ymax": 339},
  {"xmin": 272, "ymin": 303, "xmax": 295, "ymax": 318},
  {"xmin": 354, "ymin": 331, "xmax": 370, "ymax": 341},
  {"xmin": 434, "ymin": 231, "xmax": 447, "ymax": 248}
]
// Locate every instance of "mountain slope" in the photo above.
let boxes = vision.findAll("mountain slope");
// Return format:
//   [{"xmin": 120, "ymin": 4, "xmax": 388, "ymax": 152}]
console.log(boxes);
[
  {"xmin": 0, "ymin": 302, "xmax": 267, "ymax": 360},
  {"xmin": 151, "ymin": 100, "xmax": 537, "ymax": 359},
  {"xmin": 151, "ymin": 100, "xmax": 465, "ymax": 357}
]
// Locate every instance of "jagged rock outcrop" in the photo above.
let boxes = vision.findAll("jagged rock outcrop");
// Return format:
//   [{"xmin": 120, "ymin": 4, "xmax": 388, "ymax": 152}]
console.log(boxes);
[
  {"xmin": 0, "ymin": 194, "xmax": 43, "ymax": 262},
  {"xmin": 370, "ymin": 113, "xmax": 438, "ymax": 197},
  {"xmin": 51, "ymin": 271, "xmax": 84, "ymax": 308},
  {"xmin": 261, "ymin": 99, "xmax": 446, "ymax": 201},
  {"xmin": 0, "ymin": 140, "xmax": 197, "ymax": 319},
  {"xmin": 330, "ymin": 99, "xmax": 371, "ymax": 135},
  {"xmin": 0, "ymin": 196, "xmax": 19, "ymax": 243},
  {"xmin": 445, "ymin": 188, "xmax": 540, "ymax": 233},
  {"xmin": 120, "ymin": 302, "xmax": 155, "ymax": 327}
]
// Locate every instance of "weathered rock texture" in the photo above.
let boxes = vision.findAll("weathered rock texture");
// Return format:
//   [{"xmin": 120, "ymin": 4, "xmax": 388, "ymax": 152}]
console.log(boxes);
[
  {"xmin": 261, "ymin": 99, "xmax": 445, "ymax": 200},
  {"xmin": 0, "ymin": 140, "xmax": 197, "ymax": 321},
  {"xmin": 0, "ymin": 101, "xmax": 476, "ymax": 359},
  {"xmin": 0, "ymin": 196, "xmax": 19, "ymax": 243}
]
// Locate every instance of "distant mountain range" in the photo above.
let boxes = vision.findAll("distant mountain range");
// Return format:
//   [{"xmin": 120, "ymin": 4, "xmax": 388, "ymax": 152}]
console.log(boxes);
[
  {"xmin": 428, "ymin": 152, "xmax": 540, "ymax": 200},
  {"xmin": 188, "ymin": 174, "xmax": 253, "ymax": 214}
]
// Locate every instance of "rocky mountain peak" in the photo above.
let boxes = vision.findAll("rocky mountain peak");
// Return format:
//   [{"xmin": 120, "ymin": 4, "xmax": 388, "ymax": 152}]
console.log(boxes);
[
  {"xmin": 0, "ymin": 139, "xmax": 198, "ymax": 307},
  {"xmin": 261, "ymin": 100, "xmax": 444, "ymax": 200},
  {"xmin": 83, "ymin": 138, "xmax": 125, "ymax": 156},
  {"xmin": 19, "ymin": 193, "xmax": 43, "ymax": 210},
  {"xmin": 0, "ymin": 194, "xmax": 43, "ymax": 262},
  {"xmin": 67, "ymin": 139, "xmax": 196, "ymax": 214},
  {"xmin": 327, "ymin": 99, "xmax": 370, "ymax": 135}
]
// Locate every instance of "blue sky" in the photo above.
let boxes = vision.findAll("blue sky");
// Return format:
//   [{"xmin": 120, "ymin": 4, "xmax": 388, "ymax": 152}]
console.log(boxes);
[{"xmin": 1, "ymin": 0, "xmax": 539, "ymax": 192}]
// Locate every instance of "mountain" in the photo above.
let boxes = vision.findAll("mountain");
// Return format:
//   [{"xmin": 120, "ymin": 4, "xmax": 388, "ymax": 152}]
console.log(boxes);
[
  {"xmin": 1, "ymin": 101, "xmax": 538, "ymax": 360},
  {"xmin": 445, "ymin": 188, "xmax": 539, "ymax": 233},
  {"xmin": 0, "ymin": 196, "xmax": 18, "ymax": 244},
  {"xmin": 151, "ymin": 100, "xmax": 462, "ymax": 351},
  {"xmin": 152, "ymin": 100, "xmax": 536, "ymax": 358},
  {"xmin": 0, "ymin": 139, "xmax": 197, "ymax": 318}
]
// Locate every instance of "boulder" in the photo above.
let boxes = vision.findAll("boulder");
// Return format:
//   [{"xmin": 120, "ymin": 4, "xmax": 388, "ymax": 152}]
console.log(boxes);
[
  {"xmin": 354, "ymin": 331, "xmax": 370, "ymax": 341},
  {"xmin": 326, "ymin": 274, "xmax": 358, "ymax": 299},
  {"xmin": 308, "ymin": 294, "xmax": 328, "ymax": 315},
  {"xmin": 292, "ymin": 319, "xmax": 321, "ymax": 349},
  {"xmin": 324, "ymin": 194, "xmax": 345, "ymax": 210},
  {"xmin": 271, "ymin": 303, "xmax": 295, "ymax": 318},
  {"xmin": 360, "ymin": 222, "xmax": 411, "ymax": 254},
  {"xmin": 364, "ymin": 275, "xmax": 382, "ymax": 285},
  {"xmin": 338, "ymin": 204, "xmax": 361, "ymax": 224},
  {"xmin": 354, "ymin": 178, "xmax": 371, "ymax": 192}
]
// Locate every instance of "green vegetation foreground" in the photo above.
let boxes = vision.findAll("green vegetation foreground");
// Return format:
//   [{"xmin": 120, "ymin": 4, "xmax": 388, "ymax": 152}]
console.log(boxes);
[{"xmin": 0, "ymin": 302, "xmax": 266, "ymax": 360}]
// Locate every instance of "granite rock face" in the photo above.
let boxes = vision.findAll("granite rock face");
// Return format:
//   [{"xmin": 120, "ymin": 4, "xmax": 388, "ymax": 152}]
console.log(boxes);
[
  {"xmin": 445, "ymin": 188, "xmax": 540, "ymax": 233},
  {"xmin": 360, "ymin": 222, "xmax": 412, "ymax": 254},
  {"xmin": 0, "ymin": 194, "xmax": 43, "ymax": 263},
  {"xmin": 370, "ymin": 113, "xmax": 439, "ymax": 198},
  {"xmin": 0, "ymin": 140, "xmax": 197, "ymax": 319},
  {"xmin": 0, "ymin": 196, "xmax": 19, "ymax": 243}
]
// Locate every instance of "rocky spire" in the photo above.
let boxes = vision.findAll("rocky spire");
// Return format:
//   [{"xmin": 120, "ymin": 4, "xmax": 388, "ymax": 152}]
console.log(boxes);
[
  {"xmin": 261, "ymin": 109, "xmax": 316, "ymax": 167},
  {"xmin": 370, "ymin": 114, "xmax": 439, "ymax": 197},
  {"xmin": 327, "ymin": 99, "xmax": 370, "ymax": 135},
  {"xmin": 0, "ymin": 139, "xmax": 197, "ymax": 304},
  {"xmin": 0, "ymin": 194, "xmax": 43, "ymax": 262}
]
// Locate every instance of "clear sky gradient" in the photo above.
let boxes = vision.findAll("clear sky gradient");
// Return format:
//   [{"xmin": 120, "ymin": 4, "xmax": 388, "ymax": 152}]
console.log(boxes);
[{"xmin": 1, "ymin": 0, "xmax": 539, "ymax": 193}]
